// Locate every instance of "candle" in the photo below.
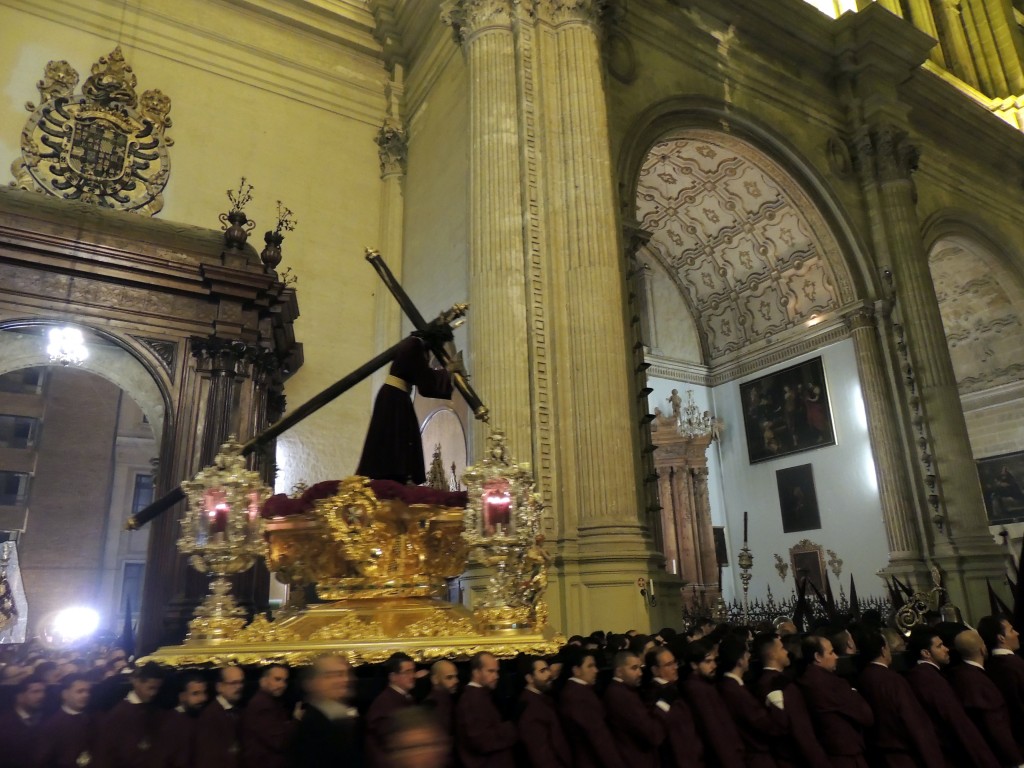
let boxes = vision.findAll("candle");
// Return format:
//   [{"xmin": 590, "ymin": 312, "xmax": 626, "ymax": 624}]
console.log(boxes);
[{"xmin": 743, "ymin": 511, "xmax": 748, "ymax": 544}]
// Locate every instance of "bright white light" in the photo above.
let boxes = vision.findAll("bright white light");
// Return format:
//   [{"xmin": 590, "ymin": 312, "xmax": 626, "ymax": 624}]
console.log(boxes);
[
  {"xmin": 46, "ymin": 327, "xmax": 88, "ymax": 366},
  {"xmin": 52, "ymin": 607, "xmax": 100, "ymax": 643}
]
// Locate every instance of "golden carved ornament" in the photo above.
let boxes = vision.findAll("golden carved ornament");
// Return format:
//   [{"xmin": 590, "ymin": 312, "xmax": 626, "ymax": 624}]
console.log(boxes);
[
  {"xmin": 11, "ymin": 47, "xmax": 173, "ymax": 215},
  {"xmin": 308, "ymin": 614, "xmax": 386, "ymax": 643}
]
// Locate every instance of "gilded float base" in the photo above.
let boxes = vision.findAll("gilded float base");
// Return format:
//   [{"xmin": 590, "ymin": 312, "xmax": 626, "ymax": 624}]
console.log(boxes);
[{"xmin": 142, "ymin": 597, "xmax": 563, "ymax": 667}]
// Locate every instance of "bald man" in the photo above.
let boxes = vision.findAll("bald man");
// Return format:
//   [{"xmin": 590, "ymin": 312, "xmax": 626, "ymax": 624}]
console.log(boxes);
[
  {"xmin": 423, "ymin": 660, "xmax": 458, "ymax": 739},
  {"xmin": 947, "ymin": 629, "xmax": 1023, "ymax": 768},
  {"xmin": 454, "ymin": 652, "xmax": 517, "ymax": 768}
]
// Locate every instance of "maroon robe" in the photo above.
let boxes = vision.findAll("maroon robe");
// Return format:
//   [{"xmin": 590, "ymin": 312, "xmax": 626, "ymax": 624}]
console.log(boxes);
[
  {"xmin": 947, "ymin": 662, "xmax": 1023, "ymax": 767},
  {"xmin": 517, "ymin": 688, "xmax": 571, "ymax": 768},
  {"xmin": 795, "ymin": 664, "xmax": 873, "ymax": 768},
  {"xmin": 161, "ymin": 709, "xmax": 199, "ymax": 768},
  {"xmin": 193, "ymin": 697, "xmax": 242, "ymax": 768},
  {"xmin": 904, "ymin": 661, "xmax": 1000, "ymax": 768},
  {"xmin": 0, "ymin": 708, "xmax": 41, "ymax": 768},
  {"xmin": 93, "ymin": 699, "xmax": 168, "ymax": 768},
  {"xmin": 986, "ymin": 651, "xmax": 1024, "ymax": 751},
  {"xmin": 558, "ymin": 679, "xmax": 626, "ymax": 768},
  {"xmin": 754, "ymin": 668, "xmax": 828, "ymax": 768},
  {"xmin": 716, "ymin": 675, "xmax": 783, "ymax": 768},
  {"xmin": 646, "ymin": 678, "xmax": 705, "ymax": 768},
  {"xmin": 365, "ymin": 686, "xmax": 412, "ymax": 768},
  {"xmin": 240, "ymin": 690, "xmax": 297, "ymax": 768},
  {"xmin": 34, "ymin": 708, "xmax": 95, "ymax": 768},
  {"xmin": 603, "ymin": 679, "xmax": 665, "ymax": 768},
  {"xmin": 855, "ymin": 663, "xmax": 943, "ymax": 768},
  {"xmin": 423, "ymin": 686, "xmax": 454, "ymax": 737},
  {"xmin": 454, "ymin": 683, "xmax": 517, "ymax": 768},
  {"xmin": 681, "ymin": 675, "xmax": 745, "ymax": 768},
  {"xmin": 356, "ymin": 335, "xmax": 453, "ymax": 484}
]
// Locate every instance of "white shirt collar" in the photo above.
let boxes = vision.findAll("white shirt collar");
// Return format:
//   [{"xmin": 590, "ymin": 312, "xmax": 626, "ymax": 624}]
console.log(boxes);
[
  {"xmin": 653, "ymin": 676, "xmax": 670, "ymax": 685},
  {"xmin": 965, "ymin": 660, "xmax": 986, "ymax": 670},
  {"xmin": 390, "ymin": 684, "xmax": 411, "ymax": 696},
  {"xmin": 870, "ymin": 661, "xmax": 889, "ymax": 668},
  {"xmin": 309, "ymin": 698, "xmax": 357, "ymax": 720},
  {"xmin": 216, "ymin": 694, "xmax": 234, "ymax": 710},
  {"xmin": 764, "ymin": 666, "xmax": 784, "ymax": 672},
  {"xmin": 569, "ymin": 677, "xmax": 589, "ymax": 686},
  {"xmin": 917, "ymin": 660, "xmax": 940, "ymax": 669},
  {"xmin": 175, "ymin": 704, "xmax": 186, "ymax": 713},
  {"xmin": 525, "ymin": 685, "xmax": 542, "ymax": 695},
  {"xmin": 724, "ymin": 672, "xmax": 744, "ymax": 686},
  {"xmin": 991, "ymin": 648, "xmax": 1015, "ymax": 656},
  {"xmin": 612, "ymin": 677, "xmax": 624, "ymax": 683},
  {"xmin": 125, "ymin": 691, "xmax": 143, "ymax": 704},
  {"xmin": 61, "ymin": 705, "xmax": 84, "ymax": 716},
  {"xmin": 14, "ymin": 707, "xmax": 35, "ymax": 721},
  {"xmin": 467, "ymin": 681, "xmax": 483, "ymax": 688}
]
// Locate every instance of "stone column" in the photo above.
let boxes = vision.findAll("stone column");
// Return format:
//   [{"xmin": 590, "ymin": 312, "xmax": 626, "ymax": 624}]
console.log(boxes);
[
  {"xmin": 845, "ymin": 306, "xmax": 927, "ymax": 573},
  {"xmin": 867, "ymin": 126, "xmax": 1004, "ymax": 617},
  {"xmin": 444, "ymin": 0, "xmax": 532, "ymax": 461},
  {"xmin": 905, "ymin": 0, "xmax": 946, "ymax": 66},
  {"xmin": 933, "ymin": 0, "xmax": 980, "ymax": 87},
  {"xmin": 372, "ymin": 114, "xmax": 408, "ymax": 393}
]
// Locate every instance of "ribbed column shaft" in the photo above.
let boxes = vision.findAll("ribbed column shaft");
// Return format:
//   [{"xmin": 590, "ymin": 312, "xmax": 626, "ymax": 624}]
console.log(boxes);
[
  {"xmin": 934, "ymin": 0, "xmax": 980, "ymax": 87},
  {"xmin": 906, "ymin": 0, "xmax": 946, "ymax": 65},
  {"xmin": 554, "ymin": 20, "xmax": 642, "ymax": 524},
  {"xmin": 961, "ymin": 0, "xmax": 1003, "ymax": 93},
  {"xmin": 464, "ymin": 24, "xmax": 533, "ymax": 461},
  {"xmin": 847, "ymin": 309, "xmax": 922, "ymax": 558},
  {"xmin": 877, "ymin": 172, "xmax": 990, "ymax": 537}
]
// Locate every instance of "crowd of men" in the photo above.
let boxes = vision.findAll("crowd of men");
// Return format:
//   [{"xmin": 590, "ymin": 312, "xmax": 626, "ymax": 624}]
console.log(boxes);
[{"xmin": 3, "ymin": 611, "xmax": 1024, "ymax": 767}]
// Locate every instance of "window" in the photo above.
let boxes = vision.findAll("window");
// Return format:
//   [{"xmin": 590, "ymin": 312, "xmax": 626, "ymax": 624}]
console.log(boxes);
[
  {"xmin": 130, "ymin": 474, "xmax": 154, "ymax": 516},
  {"xmin": 120, "ymin": 562, "xmax": 144, "ymax": 613},
  {"xmin": 0, "ymin": 415, "xmax": 37, "ymax": 449},
  {"xmin": 0, "ymin": 472, "xmax": 30, "ymax": 506},
  {"xmin": 0, "ymin": 368, "xmax": 45, "ymax": 395}
]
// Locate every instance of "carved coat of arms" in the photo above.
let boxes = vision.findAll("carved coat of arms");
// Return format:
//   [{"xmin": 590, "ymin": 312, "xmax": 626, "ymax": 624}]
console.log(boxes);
[{"xmin": 10, "ymin": 47, "xmax": 172, "ymax": 216}]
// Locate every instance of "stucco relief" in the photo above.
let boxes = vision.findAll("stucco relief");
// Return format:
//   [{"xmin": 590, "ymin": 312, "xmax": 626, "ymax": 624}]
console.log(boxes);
[
  {"xmin": 930, "ymin": 240, "xmax": 1024, "ymax": 394},
  {"xmin": 636, "ymin": 132, "xmax": 845, "ymax": 360}
]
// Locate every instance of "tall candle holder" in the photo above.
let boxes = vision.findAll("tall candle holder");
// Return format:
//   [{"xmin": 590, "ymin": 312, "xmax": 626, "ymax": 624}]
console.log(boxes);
[
  {"xmin": 738, "ymin": 511, "xmax": 754, "ymax": 623},
  {"xmin": 178, "ymin": 436, "xmax": 270, "ymax": 642}
]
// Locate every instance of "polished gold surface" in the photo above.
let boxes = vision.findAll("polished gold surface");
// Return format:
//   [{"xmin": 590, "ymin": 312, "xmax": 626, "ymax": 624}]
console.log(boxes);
[{"xmin": 145, "ymin": 472, "xmax": 561, "ymax": 666}]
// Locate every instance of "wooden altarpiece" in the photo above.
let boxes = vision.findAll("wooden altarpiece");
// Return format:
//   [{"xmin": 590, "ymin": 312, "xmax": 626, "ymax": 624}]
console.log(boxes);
[
  {"xmin": 651, "ymin": 415, "xmax": 720, "ymax": 606},
  {"xmin": 0, "ymin": 186, "xmax": 302, "ymax": 652}
]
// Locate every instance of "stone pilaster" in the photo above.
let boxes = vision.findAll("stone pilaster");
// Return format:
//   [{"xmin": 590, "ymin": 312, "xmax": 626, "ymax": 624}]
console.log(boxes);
[{"xmin": 845, "ymin": 306, "xmax": 927, "ymax": 575}]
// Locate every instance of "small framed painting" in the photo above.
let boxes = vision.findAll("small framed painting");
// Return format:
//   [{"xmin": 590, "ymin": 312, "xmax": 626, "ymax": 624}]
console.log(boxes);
[
  {"xmin": 977, "ymin": 450, "xmax": 1024, "ymax": 524},
  {"xmin": 776, "ymin": 464, "xmax": 822, "ymax": 533}
]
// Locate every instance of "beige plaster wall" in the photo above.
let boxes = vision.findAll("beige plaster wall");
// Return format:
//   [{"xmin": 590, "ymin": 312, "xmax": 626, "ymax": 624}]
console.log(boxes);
[{"xmin": 0, "ymin": 0, "xmax": 391, "ymax": 491}]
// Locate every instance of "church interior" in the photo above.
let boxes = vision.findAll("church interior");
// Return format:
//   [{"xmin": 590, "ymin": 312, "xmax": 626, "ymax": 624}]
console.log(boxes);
[{"xmin": 0, "ymin": 0, "xmax": 1023, "ymax": 658}]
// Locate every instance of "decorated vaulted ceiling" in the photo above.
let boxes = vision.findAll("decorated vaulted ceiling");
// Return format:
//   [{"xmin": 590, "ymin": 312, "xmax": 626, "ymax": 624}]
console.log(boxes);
[
  {"xmin": 635, "ymin": 131, "xmax": 850, "ymax": 362},
  {"xmin": 930, "ymin": 238, "xmax": 1024, "ymax": 395}
]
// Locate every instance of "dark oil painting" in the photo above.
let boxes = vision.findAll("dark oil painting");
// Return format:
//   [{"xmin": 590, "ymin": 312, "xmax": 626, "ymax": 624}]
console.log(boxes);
[{"xmin": 977, "ymin": 450, "xmax": 1024, "ymax": 524}]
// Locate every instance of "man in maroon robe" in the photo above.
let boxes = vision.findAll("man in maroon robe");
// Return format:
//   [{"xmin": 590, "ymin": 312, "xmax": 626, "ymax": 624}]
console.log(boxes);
[
  {"xmin": 558, "ymin": 648, "xmax": 626, "ymax": 768},
  {"xmin": 855, "ymin": 631, "xmax": 943, "ymax": 768},
  {"xmin": 0, "ymin": 675, "xmax": 45, "ymax": 768},
  {"xmin": 35, "ymin": 674, "xmax": 95, "ymax": 768},
  {"xmin": 516, "ymin": 655, "xmax": 571, "ymax": 768},
  {"xmin": 423, "ymin": 660, "xmax": 458, "ymax": 737},
  {"xmin": 163, "ymin": 673, "xmax": 208, "ymax": 768},
  {"xmin": 681, "ymin": 640, "xmax": 745, "ymax": 768},
  {"xmin": 93, "ymin": 662, "xmax": 168, "ymax": 768},
  {"xmin": 194, "ymin": 665, "xmax": 245, "ymax": 768},
  {"xmin": 357, "ymin": 334, "xmax": 454, "ymax": 484},
  {"xmin": 752, "ymin": 631, "xmax": 829, "ymax": 768},
  {"xmin": 978, "ymin": 614, "xmax": 1024, "ymax": 752},
  {"xmin": 645, "ymin": 647, "xmax": 705, "ymax": 768},
  {"xmin": 603, "ymin": 650, "xmax": 665, "ymax": 768},
  {"xmin": 904, "ymin": 627, "xmax": 1000, "ymax": 768},
  {"xmin": 366, "ymin": 653, "xmax": 416, "ymax": 768},
  {"xmin": 241, "ymin": 664, "xmax": 299, "ymax": 768},
  {"xmin": 947, "ymin": 628, "xmax": 1024, "ymax": 768},
  {"xmin": 795, "ymin": 636, "xmax": 873, "ymax": 768},
  {"xmin": 454, "ymin": 652, "xmax": 516, "ymax": 768},
  {"xmin": 715, "ymin": 634, "xmax": 784, "ymax": 768}
]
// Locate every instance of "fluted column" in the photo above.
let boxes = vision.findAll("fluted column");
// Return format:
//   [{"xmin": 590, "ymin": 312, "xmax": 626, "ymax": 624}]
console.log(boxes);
[
  {"xmin": 372, "ymin": 114, "xmax": 408, "ymax": 392},
  {"xmin": 905, "ymin": 0, "xmax": 946, "ymax": 66},
  {"xmin": 845, "ymin": 307, "xmax": 925, "ymax": 567},
  {"xmin": 445, "ymin": 1, "xmax": 532, "ymax": 461},
  {"xmin": 933, "ymin": 0, "xmax": 980, "ymax": 87}
]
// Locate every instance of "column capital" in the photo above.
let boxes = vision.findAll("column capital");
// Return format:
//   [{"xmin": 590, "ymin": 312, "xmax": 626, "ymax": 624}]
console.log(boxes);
[
  {"xmin": 843, "ymin": 305, "xmax": 876, "ymax": 332},
  {"xmin": 441, "ymin": 0, "xmax": 516, "ymax": 44},
  {"xmin": 190, "ymin": 336, "xmax": 257, "ymax": 376},
  {"xmin": 850, "ymin": 125, "xmax": 920, "ymax": 184},
  {"xmin": 529, "ymin": 0, "xmax": 601, "ymax": 25},
  {"xmin": 376, "ymin": 119, "xmax": 408, "ymax": 179}
]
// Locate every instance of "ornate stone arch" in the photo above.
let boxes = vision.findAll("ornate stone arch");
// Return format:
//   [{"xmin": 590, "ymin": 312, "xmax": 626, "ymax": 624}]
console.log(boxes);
[
  {"xmin": 0, "ymin": 319, "xmax": 172, "ymax": 446},
  {"xmin": 617, "ymin": 99, "xmax": 872, "ymax": 366}
]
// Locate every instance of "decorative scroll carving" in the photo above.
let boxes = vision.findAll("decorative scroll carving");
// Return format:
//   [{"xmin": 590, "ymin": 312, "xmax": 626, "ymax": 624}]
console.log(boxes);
[
  {"xmin": 376, "ymin": 120, "xmax": 408, "ymax": 178},
  {"xmin": 848, "ymin": 125, "xmax": 920, "ymax": 184},
  {"xmin": 133, "ymin": 336, "xmax": 178, "ymax": 375},
  {"xmin": 441, "ymin": 0, "xmax": 516, "ymax": 43},
  {"xmin": 10, "ymin": 47, "xmax": 172, "ymax": 216},
  {"xmin": 530, "ymin": 0, "xmax": 601, "ymax": 24},
  {"xmin": 190, "ymin": 337, "xmax": 259, "ymax": 377}
]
